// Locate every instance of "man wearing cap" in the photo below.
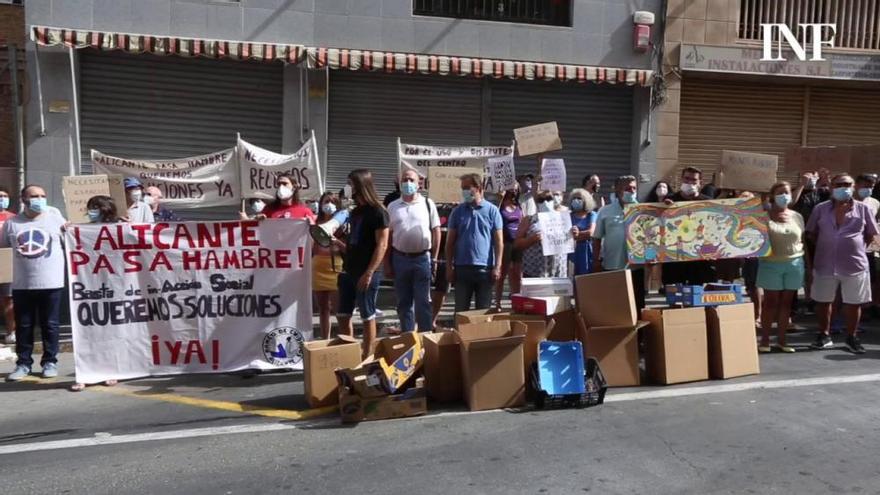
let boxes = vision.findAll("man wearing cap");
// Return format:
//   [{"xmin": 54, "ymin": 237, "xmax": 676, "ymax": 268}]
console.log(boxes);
[
  {"xmin": 144, "ymin": 186, "xmax": 180, "ymax": 222},
  {"xmin": 124, "ymin": 178, "xmax": 155, "ymax": 223}
]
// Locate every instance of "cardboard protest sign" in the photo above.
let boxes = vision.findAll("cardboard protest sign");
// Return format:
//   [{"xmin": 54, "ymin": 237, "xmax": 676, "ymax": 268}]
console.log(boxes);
[
  {"xmin": 540, "ymin": 158, "xmax": 567, "ymax": 192},
  {"xmin": 624, "ymin": 197, "xmax": 771, "ymax": 264},
  {"xmin": 784, "ymin": 146, "xmax": 853, "ymax": 173},
  {"xmin": 427, "ymin": 167, "xmax": 483, "ymax": 203},
  {"xmin": 514, "ymin": 122, "xmax": 562, "ymax": 157},
  {"xmin": 717, "ymin": 150, "xmax": 778, "ymax": 192},
  {"xmin": 484, "ymin": 156, "xmax": 516, "ymax": 193},
  {"xmin": 91, "ymin": 148, "xmax": 239, "ymax": 208},
  {"xmin": 62, "ymin": 174, "xmax": 128, "ymax": 224},
  {"xmin": 538, "ymin": 211, "xmax": 575, "ymax": 256},
  {"xmin": 0, "ymin": 248, "xmax": 12, "ymax": 284},
  {"xmin": 239, "ymin": 136, "xmax": 322, "ymax": 201},
  {"xmin": 399, "ymin": 141, "xmax": 513, "ymax": 178},
  {"xmin": 65, "ymin": 220, "xmax": 313, "ymax": 384}
]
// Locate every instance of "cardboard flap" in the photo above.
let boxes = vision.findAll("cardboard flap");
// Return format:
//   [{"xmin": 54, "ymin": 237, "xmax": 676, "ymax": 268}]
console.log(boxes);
[
  {"xmin": 461, "ymin": 334, "xmax": 526, "ymax": 350},
  {"xmin": 710, "ymin": 303, "xmax": 754, "ymax": 322},
  {"xmin": 589, "ymin": 320, "xmax": 651, "ymax": 332},
  {"xmin": 304, "ymin": 335, "xmax": 360, "ymax": 351},
  {"xmin": 455, "ymin": 309, "xmax": 511, "ymax": 327},
  {"xmin": 423, "ymin": 332, "xmax": 458, "ymax": 346},
  {"xmin": 661, "ymin": 307, "xmax": 706, "ymax": 325}
]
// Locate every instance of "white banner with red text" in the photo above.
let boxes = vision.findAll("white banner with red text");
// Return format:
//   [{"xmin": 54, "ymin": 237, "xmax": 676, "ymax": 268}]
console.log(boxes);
[{"xmin": 65, "ymin": 220, "xmax": 313, "ymax": 384}]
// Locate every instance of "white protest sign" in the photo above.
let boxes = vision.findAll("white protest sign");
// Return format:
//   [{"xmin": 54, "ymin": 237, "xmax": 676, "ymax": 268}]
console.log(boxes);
[
  {"xmin": 91, "ymin": 149, "xmax": 239, "ymax": 208},
  {"xmin": 427, "ymin": 166, "xmax": 482, "ymax": 204},
  {"xmin": 540, "ymin": 158, "xmax": 567, "ymax": 192},
  {"xmin": 65, "ymin": 220, "xmax": 313, "ymax": 384},
  {"xmin": 239, "ymin": 136, "xmax": 323, "ymax": 201},
  {"xmin": 399, "ymin": 141, "xmax": 513, "ymax": 178},
  {"xmin": 538, "ymin": 211, "xmax": 575, "ymax": 256},
  {"xmin": 514, "ymin": 122, "xmax": 563, "ymax": 157},
  {"xmin": 484, "ymin": 156, "xmax": 517, "ymax": 193},
  {"xmin": 717, "ymin": 150, "xmax": 778, "ymax": 192}
]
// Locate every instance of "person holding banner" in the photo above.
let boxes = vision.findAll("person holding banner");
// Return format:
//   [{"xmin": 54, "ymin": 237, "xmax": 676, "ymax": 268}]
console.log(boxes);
[
  {"xmin": 144, "ymin": 186, "xmax": 180, "ymax": 222},
  {"xmin": 446, "ymin": 173, "xmax": 503, "ymax": 312},
  {"xmin": 386, "ymin": 169, "xmax": 441, "ymax": 333},
  {"xmin": 123, "ymin": 178, "xmax": 155, "ymax": 223},
  {"xmin": 313, "ymin": 192, "xmax": 346, "ymax": 340},
  {"xmin": 3, "ymin": 185, "xmax": 67, "ymax": 382},
  {"xmin": 516, "ymin": 190, "xmax": 576, "ymax": 279},
  {"xmin": 568, "ymin": 189, "xmax": 597, "ymax": 276},
  {"xmin": 495, "ymin": 189, "xmax": 523, "ymax": 308},
  {"xmin": 264, "ymin": 174, "xmax": 317, "ymax": 223},
  {"xmin": 337, "ymin": 170, "xmax": 389, "ymax": 356},
  {"xmin": 0, "ymin": 188, "xmax": 15, "ymax": 345}
]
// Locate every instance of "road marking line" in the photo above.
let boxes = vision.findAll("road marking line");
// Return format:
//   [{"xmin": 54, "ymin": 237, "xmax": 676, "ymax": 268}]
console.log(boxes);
[
  {"xmin": 92, "ymin": 386, "xmax": 337, "ymax": 421},
  {"xmin": 0, "ymin": 423, "xmax": 297, "ymax": 455}
]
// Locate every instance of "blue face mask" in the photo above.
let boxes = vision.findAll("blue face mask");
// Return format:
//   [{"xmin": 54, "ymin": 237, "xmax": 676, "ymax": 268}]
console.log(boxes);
[
  {"xmin": 833, "ymin": 187, "xmax": 853, "ymax": 202},
  {"xmin": 28, "ymin": 197, "xmax": 47, "ymax": 213},
  {"xmin": 571, "ymin": 198, "xmax": 585, "ymax": 211},
  {"xmin": 858, "ymin": 187, "xmax": 873, "ymax": 200},
  {"xmin": 774, "ymin": 193, "xmax": 791, "ymax": 209},
  {"xmin": 538, "ymin": 201, "xmax": 554, "ymax": 213},
  {"xmin": 87, "ymin": 209, "xmax": 101, "ymax": 223},
  {"xmin": 622, "ymin": 191, "xmax": 638, "ymax": 204},
  {"xmin": 321, "ymin": 202, "xmax": 337, "ymax": 215},
  {"xmin": 401, "ymin": 181, "xmax": 418, "ymax": 196},
  {"xmin": 461, "ymin": 188, "xmax": 474, "ymax": 204},
  {"xmin": 0, "ymin": 197, "xmax": 9, "ymax": 210}
]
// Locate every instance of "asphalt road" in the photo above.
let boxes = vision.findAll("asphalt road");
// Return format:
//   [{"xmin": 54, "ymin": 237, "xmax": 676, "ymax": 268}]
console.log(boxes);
[{"xmin": 3, "ymin": 318, "xmax": 880, "ymax": 494}]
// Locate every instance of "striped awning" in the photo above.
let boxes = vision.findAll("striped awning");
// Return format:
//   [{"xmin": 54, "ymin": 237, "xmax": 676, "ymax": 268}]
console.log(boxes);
[{"xmin": 31, "ymin": 25, "xmax": 654, "ymax": 87}]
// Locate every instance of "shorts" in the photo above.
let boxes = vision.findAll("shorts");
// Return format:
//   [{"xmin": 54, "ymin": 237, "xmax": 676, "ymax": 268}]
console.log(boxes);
[
  {"xmin": 433, "ymin": 260, "xmax": 449, "ymax": 294},
  {"xmin": 756, "ymin": 258, "xmax": 804, "ymax": 291},
  {"xmin": 337, "ymin": 271, "xmax": 382, "ymax": 320},
  {"xmin": 0, "ymin": 283, "xmax": 11, "ymax": 298},
  {"xmin": 811, "ymin": 271, "xmax": 871, "ymax": 305}
]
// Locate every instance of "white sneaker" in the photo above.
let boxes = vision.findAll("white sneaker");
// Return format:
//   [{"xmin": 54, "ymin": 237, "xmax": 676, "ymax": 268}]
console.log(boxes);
[{"xmin": 3, "ymin": 333, "xmax": 14, "ymax": 345}]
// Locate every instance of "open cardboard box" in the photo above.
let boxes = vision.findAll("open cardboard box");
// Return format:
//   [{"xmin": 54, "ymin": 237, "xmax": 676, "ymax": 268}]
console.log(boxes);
[
  {"xmin": 706, "ymin": 303, "xmax": 760, "ymax": 379},
  {"xmin": 303, "ymin": 335, "xmax": 363, "ymax": 408},
  {"xmin": 334, "ymin": 332, "xmax": 424, "ymax": 398},
  {"xmin": 575, "ymin": 270, "xmax": 637, "ymax": 328},
  {"xmin": 575, "ymin": 313, "xmax": 648, "ymax": 387},
  {"xmin": 422, "ymin": 331, "xmax": 463, "ymax": 403},
  {"xmin": 641, "ymin": 307, "xmax": 709, "ymax": 385},
  {"xmin": 454, "ymin": 309, "xmax": 512, "ymax": 328},
  {"xmin": 456, "ymin": 320, "xmax": 528, "ymax": 411},
  {"xmin": 339, "ymin": 377, "xmax": 427, "ymax": 423}
]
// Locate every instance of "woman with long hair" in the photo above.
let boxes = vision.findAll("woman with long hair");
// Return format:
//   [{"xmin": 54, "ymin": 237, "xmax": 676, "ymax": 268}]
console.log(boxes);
[
  {"xmin": 337, "ymin": 169, "xmax": 389, "ymax": 357},
  {"xmin": 313, "ymin": 192, "xmax": 345, "ymax": 340},
  {"xmin": 645, "ymin": 180, "xmax": 672, "ymax": 203},
  {"xmin": 263, "ymin": 173, "xmax": 316, "ymax": 223},
  {"xmin": 515, "ymin": 190, "xmax": 577, "ymax": 278},
  {"xmin": 495, "ymin": 188, "xmax": 523, "ymax": 308},
  {"xmin": 568, "ymin": 188, "xmax": 597, "ymax": 276}
]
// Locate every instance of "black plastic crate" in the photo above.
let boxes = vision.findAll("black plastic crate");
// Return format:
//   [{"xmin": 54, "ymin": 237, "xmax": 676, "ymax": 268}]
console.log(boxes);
[{"xmin": 530, "ymin": 357, "xmax": 608, "ymax": 409}]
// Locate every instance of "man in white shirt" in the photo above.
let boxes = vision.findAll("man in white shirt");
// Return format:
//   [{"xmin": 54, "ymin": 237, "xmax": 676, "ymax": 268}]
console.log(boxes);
[
  {"xmin": 124, "ymin": 177, "xmax": 155, "ymax": 223},
  {"xmin": 385, "ymin": 169, "xmax": 441, "ymax": 332},
  {"xmin": 856, "ymin": 174, "xmax": 880, "ymax": 218}
]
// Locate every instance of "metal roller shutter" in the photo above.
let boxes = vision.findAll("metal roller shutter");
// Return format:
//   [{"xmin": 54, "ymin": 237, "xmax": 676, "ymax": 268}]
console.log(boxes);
[
  {"xmin": 79, "ymin": 50, "xmax": 283, "ymax": 220},
  {"xmin": 327, "ymin": 71, "xmax": 482, "ymax": 196},
  {"xmin": 807, "ymin": 86, "xmax": 880, "ymax": 146},
  {"xmin": 488, "ymin": 79, "xmax": 634, "ymax": 190},
  {"xmin": 679, "ymin": 79, "xmax": 805, "ymax": 185}
]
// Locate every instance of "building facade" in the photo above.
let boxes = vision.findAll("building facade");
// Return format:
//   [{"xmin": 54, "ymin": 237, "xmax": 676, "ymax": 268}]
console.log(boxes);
[
  {"xmin": 659, "ymin": 0, "xmax": 880, "ymax": 186},
  {"xmin": 23, "ymin": 0, "xmax": 662, "ymax": 217},
  {"xmin": 1, "ymin": 0, "xmax": 25, "ymax": 193}
]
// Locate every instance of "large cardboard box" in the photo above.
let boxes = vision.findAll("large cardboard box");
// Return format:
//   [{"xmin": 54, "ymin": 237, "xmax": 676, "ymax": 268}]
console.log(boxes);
[
  {"xmin": 576, "ymin": 314, "xmax": 648, "ymax": 387},
  {"xmin": 422, "ymin": 332, "xmax": 463, "ymax": 403},
  {"xmin": 510, "ymin": 294, "xmax": 572, "ymax": 316},
  {"xmin": 456, "ymin": 320, "xmax": 528, "ymax": 411},
  {"xmin": 0, "ymin": 248, "xmax": 11, "ymax": 284},
  {"xmin": 641, "ymin": 307, "xmax": 709, "ymax": 385},
  {"xmin": 335, "ymin": 333, "xmax": 424, "ymax": 397},
  {"xmin": 706, "ymin": 303, "xmax": 760, "ymax": 379},
  {"xmin": 575, "ymin": 270, "xmax": 637, "ymax": 328},
  {"xmin": 339, "ymin": 378, "xmax": 427, "ymax": 423},
  {"xmin": 495, "ymin": 314, "xmax": 555, "ymax": 371},
  {"xmin": 454, "ymin": 309, "xmax": 511, "ymax": 328},
  {"xmin": 303, "ymin": 336, "xmax": 363, "ymax": 408}
]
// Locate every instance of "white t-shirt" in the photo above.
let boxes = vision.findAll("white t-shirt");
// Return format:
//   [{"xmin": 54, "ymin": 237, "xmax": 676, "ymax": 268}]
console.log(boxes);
[
  {"xmin": 519, "ymin": 194, "xmax": 537, "ymax": 216},
  {"xmin": 388, "ymin": 195, "xmax": 440, "ymax": 254},
  {"xmin": 862, "ymin": 197, "xmax": 880, "ymax": 219},
  {"xmin": 128, "ymin": 201, "xmax": 155, "ymax": 223},
  {"xmin": 1, "ymin": 210, "xmax": 67, "ymax": 290}
]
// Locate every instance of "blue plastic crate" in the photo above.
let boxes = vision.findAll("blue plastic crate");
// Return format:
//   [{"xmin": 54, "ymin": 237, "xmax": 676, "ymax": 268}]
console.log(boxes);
[
  {"xmin": 681, "ymin": 284, "xmax": 744, "ymax": 307},
  {"xmin": 537, "ymin": 341, "xmax": 586, "ymax": 396}
]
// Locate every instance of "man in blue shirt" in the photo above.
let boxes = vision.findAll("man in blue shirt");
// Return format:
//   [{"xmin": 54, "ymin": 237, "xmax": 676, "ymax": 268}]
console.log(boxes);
[
  {"xmin": 445, "ymin": 173, "xmax": 503, "ymax": 312},
  {"xmin": 592, "ymin": 175, "xmax": 646, "ymax": 310}
]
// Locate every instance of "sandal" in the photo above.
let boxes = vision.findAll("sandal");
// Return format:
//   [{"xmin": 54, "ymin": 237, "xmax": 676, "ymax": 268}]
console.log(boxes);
[
  {"xmin": 774, "ymin": 344, "xmax": 796, "ymax": 353},
  {"xmin": 69, "ymin": 382, "xmax": 86, "ymax": 392}
]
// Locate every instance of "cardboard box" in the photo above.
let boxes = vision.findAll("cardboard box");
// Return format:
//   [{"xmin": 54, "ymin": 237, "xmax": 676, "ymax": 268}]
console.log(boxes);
[
  {"xmin": 339, "ymin": 378, "xmax": 427, "ymax": 423},
  {"xmin": 576, "ymin": 314, "xmax": 648, "ymax": 388},
  {"xmin": 706, "ymin": 303, "xmax": 760, "ymax": 379},
  {"xmin": 575, "ymin": 270, "xmax": 637, "ymax": 328},
  {"xmin": 454, "ymin": 309, "xmax": 511, "ymax": 328},
  {"xmin": 335, "ymin": 332, "xmax": 424, "ymax": 397},
  {"xmin": 511, "ymin": 294, "xmax": 572, "ymax": 316},
  {"xmin": 545, "ymin": 309, "xmax": 578, "ymax": 342},
  {"xmin": 456, "ymin": 320, "xmax": 528, "ymax": 411},
  {"xmin": 422, "ymin": 332, "xmax": 463, "ymax": 403},
  {"xmin": 0, "ymin": 248, "xmax": 11, "ymax": 284},
  {"xmin": 641, "ymin": 307, "xmax": 709, "ymax": 385},
  {"xmin": 302, "ymin": 336, "xmax": 363, "ymax": 408},
  {"xmin": 520, "ymin": 277, "xmax": 573, "ymax": 297}
]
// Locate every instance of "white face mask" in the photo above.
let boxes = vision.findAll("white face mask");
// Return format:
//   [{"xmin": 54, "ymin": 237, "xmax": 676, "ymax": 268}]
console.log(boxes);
[
  {"xmin": 655, "ymin": 185, "xmax": 668, "ymax": 198},
  {"xmin": 538, "ymin": 201, "xmax": 555, "ymax": 213},
  {"xmin": 144, "ymin": 194, "xmax": 156, "ymax": 206},
  {"xmin": 129, "ymin": 189, "xmax": 142, "ymax": 202},
  {"xmin": 277, "ymin": 185, "xmax": 294, "ymax": 200},
  {"xmin": 680, "ymin": 183, "xmax": 698, "ymax": 196},
  {"xmin": 553, "ymin": 194, "xmax": 563, "ymax": 206},
  {"xmin": 252, "ymin": 200, "xmax": 266, "ymax": 213}
]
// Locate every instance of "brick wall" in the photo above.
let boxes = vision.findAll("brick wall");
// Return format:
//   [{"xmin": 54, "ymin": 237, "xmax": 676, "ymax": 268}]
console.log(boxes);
[{"xmin": 0, "ymin": 3, "xmax": 25, "ymax": 175}]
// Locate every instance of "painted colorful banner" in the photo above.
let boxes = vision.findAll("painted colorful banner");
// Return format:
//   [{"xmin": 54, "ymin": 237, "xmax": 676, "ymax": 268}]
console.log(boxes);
[
  {"xmin": 238, "ymin": 136, "xmax": 323, "ymax": 201},
  {"xmin": 399, "ymin": 141, "xmax": 513, "ymax": 179},
  {"xmin": 65, "ymin": 220, "xmax": 313, "ymax": 384},
  {"xmin": 624, "ymin": 198, "xmax": 771, "ymax": 264},
  {"xmin": 91, "ymin": 148, "xmax": 239, "ymax": 208}
]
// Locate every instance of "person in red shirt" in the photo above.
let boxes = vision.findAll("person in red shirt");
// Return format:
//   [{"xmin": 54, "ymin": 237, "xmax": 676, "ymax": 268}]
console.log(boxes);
[
  {"xmin": 262, "ymin": 174, "xmax": 316, "ymax": 224},
  {"xmin": 0, "ymin": 188, "xmax": 15, "ymax": 344}
]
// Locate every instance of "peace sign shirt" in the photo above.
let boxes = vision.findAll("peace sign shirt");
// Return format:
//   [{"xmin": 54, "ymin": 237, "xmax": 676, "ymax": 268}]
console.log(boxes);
[{"xmin": 1, "ymin": 211, "xmax": 67, "ymax": 290}]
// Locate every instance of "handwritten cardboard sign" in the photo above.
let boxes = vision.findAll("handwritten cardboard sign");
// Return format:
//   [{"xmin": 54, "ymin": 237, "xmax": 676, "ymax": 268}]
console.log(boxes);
[
  {"xmin": 785, "ymin": 146, "xmax": 853, "ymax": 173},
  {"xmin": 717, "ymin": 150, "xmax": 778, "ymax": 192},
  {"xmin": 427, "ymin": 167, "xmax": 483, "ymax": 204},
  {"xmin": 484, "ymin": 156, "xmax": 517, "ymax": 193},
  {"xmin": 538, "ymin": 211, "xmax": 575, "ymax": 257},
  {"xmin": 62, "ymin": 174, "xmax": 128, "ymax": 224},
  {"xmin": 540, "ymin": 158, "xmax": 567, "ymax": 192},
  {"xmin": 514, "ymin": 122, "xmax": 562, "ymax": 157}
]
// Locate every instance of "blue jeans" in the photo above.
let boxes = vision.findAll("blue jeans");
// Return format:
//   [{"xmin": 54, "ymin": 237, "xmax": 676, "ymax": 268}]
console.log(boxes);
[
  {"xmin": 454, "ymin": 265, "xmax": 493, "ymax": 313},
  {"xmin": 13, "ymin": 288, "xmax": 63, "ymax": 368},
  {"xmin": 337, "ymin": 271, "xmax": 382, "ymax": 320},
  {"xmin": 392, "ymin": 251, "xmax": 433, "ymax": 332}
]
